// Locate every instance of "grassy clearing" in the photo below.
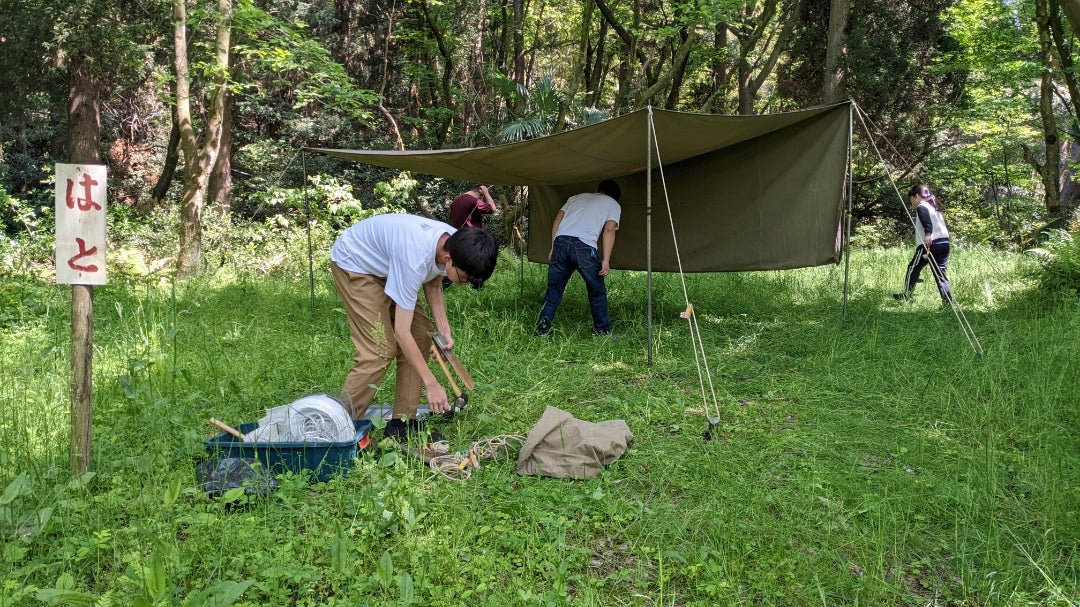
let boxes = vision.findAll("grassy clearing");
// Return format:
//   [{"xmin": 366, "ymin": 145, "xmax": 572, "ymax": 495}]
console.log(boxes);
[{"xmin": 1, "ymin": 242, "xmax": 1077, "ymax": 606}]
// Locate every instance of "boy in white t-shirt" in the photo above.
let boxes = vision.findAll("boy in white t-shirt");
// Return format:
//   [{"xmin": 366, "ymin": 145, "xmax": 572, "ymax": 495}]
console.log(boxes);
[
  {"xmin": 330, "ymin": 213, "xmax": 497, "ymax": 437},
  {"xmin": 535, "ymin": 180, "xmax": 622, "ymax": 336}
]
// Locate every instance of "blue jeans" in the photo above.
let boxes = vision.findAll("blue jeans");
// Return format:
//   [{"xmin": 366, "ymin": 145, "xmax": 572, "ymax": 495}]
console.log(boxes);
[{"xmin": 537, "ymin": 236, "xmax": 611, "ymax": 334}]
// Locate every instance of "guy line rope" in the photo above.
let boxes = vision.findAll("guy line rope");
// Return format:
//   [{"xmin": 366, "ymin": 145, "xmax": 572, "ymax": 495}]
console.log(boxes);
[
  {"xmin": 853, "ymin": 103, "xmax": 984, "ymax": 357},
  {"xmin": 646, "ymin": 107, "xmax": 725, "ymax": 439}
]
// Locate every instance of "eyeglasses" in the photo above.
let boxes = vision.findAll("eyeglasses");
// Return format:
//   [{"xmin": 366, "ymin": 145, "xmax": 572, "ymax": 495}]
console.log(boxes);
[{"xmin": 451, "ymin": 265, "xmax": 471, "ymax": 285}]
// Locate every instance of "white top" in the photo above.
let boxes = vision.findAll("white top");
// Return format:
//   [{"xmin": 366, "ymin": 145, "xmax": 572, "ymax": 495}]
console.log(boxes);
[
  {"xmin": 554, "ymin": 192, "xmax": 622, "ymax": 247},
  {"xmin": 914, "ymin": 201, "xmax": 949, "ymax": 243},
  {"xmin": 330, "ymin": 214, "xmax": 453, "ymax": 310}
]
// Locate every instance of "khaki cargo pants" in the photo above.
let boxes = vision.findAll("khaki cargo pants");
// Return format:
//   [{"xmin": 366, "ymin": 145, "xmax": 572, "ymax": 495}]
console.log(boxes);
[{"xmin": 331, "ymin": 261, "xmax": 434, "ymax": 420}]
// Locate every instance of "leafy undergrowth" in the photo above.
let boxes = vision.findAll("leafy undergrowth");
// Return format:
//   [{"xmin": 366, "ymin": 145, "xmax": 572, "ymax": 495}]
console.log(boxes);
[{"xmin": 2, "ymin": 244, "xmax": 1077, "ymax": 606}]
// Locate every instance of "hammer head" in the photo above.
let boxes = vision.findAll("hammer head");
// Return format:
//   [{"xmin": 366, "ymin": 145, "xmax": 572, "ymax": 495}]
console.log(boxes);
[
  {"xmin": 428, "ymin": 332, "xmax": 475, "ymax": 390},
  {"xmin": 429, "ymin": 331, "xmax": 452, "ymax": 355}
]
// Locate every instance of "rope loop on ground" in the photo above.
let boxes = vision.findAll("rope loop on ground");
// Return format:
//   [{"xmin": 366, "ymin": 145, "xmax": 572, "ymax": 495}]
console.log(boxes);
[{"xmin": 427, "ymin": 434, "xmax": 526, "ymax": 480}]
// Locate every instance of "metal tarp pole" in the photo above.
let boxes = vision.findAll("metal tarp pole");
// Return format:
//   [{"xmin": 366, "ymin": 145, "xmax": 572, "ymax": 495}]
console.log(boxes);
[
  {"xmin": 303, "ymin": 149, "xmax": 316, "ymax": 319},
  {"xmin": 842, "ymin": 102, "xmax": 853, "ymax": 325},
  {"xmin": 646, "ymin": 107, "xmax": 654, "ymax": 364}
]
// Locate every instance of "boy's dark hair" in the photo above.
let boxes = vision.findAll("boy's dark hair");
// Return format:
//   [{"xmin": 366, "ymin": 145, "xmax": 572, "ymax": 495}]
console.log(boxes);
[
  {"xmin": 445, "ymin": 227, "xmax": 498, "ymax": 289},
  {"xmin": 597, "ymin": 179, "xmax": 621, "ymax": 201}
]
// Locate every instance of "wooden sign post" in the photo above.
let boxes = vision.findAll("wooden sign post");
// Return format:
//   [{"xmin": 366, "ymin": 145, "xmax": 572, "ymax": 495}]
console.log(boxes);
[{"xmin": 55, "ymin": 163, "xmax": 107, "ymax": 474}]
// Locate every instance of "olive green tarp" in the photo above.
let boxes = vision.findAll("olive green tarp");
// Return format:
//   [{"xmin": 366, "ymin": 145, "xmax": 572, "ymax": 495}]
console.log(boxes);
[{"xmin": 310, "ymin": 101, "xmax": 852, "ymax": 273}]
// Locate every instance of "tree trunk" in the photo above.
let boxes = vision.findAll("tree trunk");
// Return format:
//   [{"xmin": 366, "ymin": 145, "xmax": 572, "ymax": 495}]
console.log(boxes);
[
  {"xmin": 700, "ymin": 24, "xmax": 729, "ymax": 113},
  {"xmin": 587, "ymin": 19, "xmax": 609, "ymax": 107},
  {"xmin": 512, "ymin": 0, "xmax": 525, "ymax": 85},
  {"xmin": 417, "ymin": 0, "xmax": 455, "ymax": 146},
  {"xmin": 1049, "ymin": 0, "xmax": 1080, "ymax": 134},
  {"xmin": 207, "ymin": 89, "xmax": 233, "ymax": 214},
  {"xmin": 735, "ymin": 0, "xmax": 802, "ymax": 114},
  {"xmin": 150, "ymin": 107, "xmax": 180, "ymax": 206},
  {"xmin": 1059, "ymin": 139, "xmax": 1080, "ymax": 207},
  {"xmin": 594, "ymin": 0, "xmax": 641, "ymax": 112},
  {"xmin": 638, "ymin": 28, "xmax": 696, "ymax": 109},
  {"xmin": 822, "ymin": 0, "xmax": 849, "ymax": 103},
  {"xmin": 174, "ymin": 0, "xmax": 232, "ymax": 276},
  {"xmin": 67, "ymin": 53, "xmax": 102, "ymax": 476},
  {"xmin": 1060, "ymin": 0, "xmax": 1080, "ymax": 40},
  {"xmin": 576, "ymin": 0, "xmax": 595, "ymax": 106},
  {"xmin": 663, "ymin": 28, "xmax": 693, "ymax": 109},
  {"xmin": 68, "ymin": 57, "xmax": 102, "ymax": 166},
  {"xmin": 1034, "ymin": 0, "xmax": 1063, "ymax": 213}
]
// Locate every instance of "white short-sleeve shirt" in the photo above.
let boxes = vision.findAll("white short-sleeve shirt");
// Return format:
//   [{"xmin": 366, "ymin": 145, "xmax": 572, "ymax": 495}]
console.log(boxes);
[
  {"xmin": 330, "ymin": 214, "xmax": 453, "ymax": 310},
  {"xmin": 554, "ymin": 192, "xmax": 621, "ymax": 247}
]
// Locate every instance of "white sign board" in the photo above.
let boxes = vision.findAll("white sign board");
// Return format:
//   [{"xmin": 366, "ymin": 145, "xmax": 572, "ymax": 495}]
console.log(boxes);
[{"xmin": 55, "ymin": 163, "xmax": 107, "ymax": 285}]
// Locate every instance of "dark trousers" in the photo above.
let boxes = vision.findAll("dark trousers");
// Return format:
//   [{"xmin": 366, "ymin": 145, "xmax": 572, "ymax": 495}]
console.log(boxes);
[
  {"xmin": 903, "ymin": 240, "xmax": 953, "ymax": 304},
  {"xmin": 537, "ymin": 236, "xmax": 611, "ymax": 334}
]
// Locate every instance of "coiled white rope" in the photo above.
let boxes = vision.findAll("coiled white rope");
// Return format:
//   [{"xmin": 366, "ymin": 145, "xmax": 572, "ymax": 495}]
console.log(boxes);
[{"xmin": 244, "ymin": 394, "xmax": 355, "ymax": 443}]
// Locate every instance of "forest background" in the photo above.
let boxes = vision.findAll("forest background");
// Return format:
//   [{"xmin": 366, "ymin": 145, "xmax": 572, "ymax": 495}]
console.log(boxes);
[{"xmin": 3, "ymin": 0, "xmax": 1080, "ymax": 266}]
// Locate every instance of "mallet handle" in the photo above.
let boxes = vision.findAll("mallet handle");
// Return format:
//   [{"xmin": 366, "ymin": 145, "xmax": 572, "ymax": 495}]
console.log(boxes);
[
  {"xmin": 209, "ymin": 417, "xmax": 245, "ymax": 441},
  {"xmin": 430, "ymin": 345, "xmax": 461, "ymax": 396}
]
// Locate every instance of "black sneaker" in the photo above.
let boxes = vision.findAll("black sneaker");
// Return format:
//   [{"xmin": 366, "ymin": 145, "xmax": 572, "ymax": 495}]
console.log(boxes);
[
  {"xmin": 385, "ymin": 418, "xmax": 409, "ymax": 440},
  {"xmin": 386, "ymin": 417, "xmax": 445, "ymax": 443},
  {"xmin": 892, "ymin": 292, "xmax": 911, "ymax": 301}
]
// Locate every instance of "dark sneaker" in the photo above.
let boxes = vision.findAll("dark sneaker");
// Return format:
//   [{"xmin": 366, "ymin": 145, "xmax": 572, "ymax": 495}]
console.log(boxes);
[
  {"xmin": 385, "ymin": 418, "xmax": 409, "ymax": 440},
  {"xmin": 386, "ymin": 417, "xmax": 445, "ymax": 444},
  {"xmin": 535, "ymin": 318, "xmax": 553, "ymax": 337},
  {"xmin": 892, "ymin": 292, "xmax": 911, "ymax": 301}
]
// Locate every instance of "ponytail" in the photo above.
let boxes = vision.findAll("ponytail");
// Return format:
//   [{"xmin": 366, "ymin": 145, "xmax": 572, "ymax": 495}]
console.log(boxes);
[{"xmin": 908, "ymin": 184, "xmax": 940, "ymax": 211}]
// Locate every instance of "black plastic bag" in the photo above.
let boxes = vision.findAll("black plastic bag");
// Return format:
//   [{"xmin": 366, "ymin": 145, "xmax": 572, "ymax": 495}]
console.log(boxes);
[{"xmin": 194, "ymin": 457, "xmax": 277, "ymax": 497}]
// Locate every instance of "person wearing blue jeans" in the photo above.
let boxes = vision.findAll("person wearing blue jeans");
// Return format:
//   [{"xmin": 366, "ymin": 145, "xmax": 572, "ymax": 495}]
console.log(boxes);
[{"xmin": 536, "ymin": 180, "xmax": 622, "ymax": 336}]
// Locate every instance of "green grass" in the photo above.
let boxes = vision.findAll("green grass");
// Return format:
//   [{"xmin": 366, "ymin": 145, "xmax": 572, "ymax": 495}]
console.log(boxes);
[{"xmin": 1, "ymin": 242, "xmax": 1077, "ymax": 606}]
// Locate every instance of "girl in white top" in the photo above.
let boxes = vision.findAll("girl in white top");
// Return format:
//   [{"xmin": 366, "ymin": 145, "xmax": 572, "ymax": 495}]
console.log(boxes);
[{"xmin": 896, "ymin": 184, "xmax": 953, "ymax": 304}]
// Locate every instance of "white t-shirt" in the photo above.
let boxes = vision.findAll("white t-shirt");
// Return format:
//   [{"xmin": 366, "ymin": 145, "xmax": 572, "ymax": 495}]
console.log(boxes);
[
  {"xmin": 330, "ymin": 214, "xmax": 453, "ymax": 310},
  {"xmin": 554, "ymin": 192, "xmax": 621, "ymax": 247}
]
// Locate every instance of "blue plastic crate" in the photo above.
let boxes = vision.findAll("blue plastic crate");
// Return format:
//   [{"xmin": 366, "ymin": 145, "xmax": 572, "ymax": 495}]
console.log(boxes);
[{"xmin": 205, "ymin": 419, "xmax": 372, "ymax": 482}]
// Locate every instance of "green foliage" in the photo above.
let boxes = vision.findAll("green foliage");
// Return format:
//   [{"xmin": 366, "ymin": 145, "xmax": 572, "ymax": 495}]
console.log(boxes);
[
  {"xmin": 372, "ymin": 172, "xmax": 418, "ymax": 210},
  {"xmin": 1027, "ymin": 228, "xmax": 1080, "ymax": 298},
  {"xmin": 231, "ymin": 141, "xmax": 403, "ymax": 229},
  {"xmin": 0, "ymin": 183, "xmax": 47, "ymax": 238},
  {"xmin": 850, "ymin": 217, "xmax": 902, "ymax": 248},
  {"xmin": 0, "ymin": 186, "xmax": 55, "ymax": 280},
  {"xmin": 496, "ymin": 72, "xmax": 610, "ymax": 143},
  {"xmin": 238, "ymin": 174, "xmax": 370, "ymax": 227},
  {"xmin": 230, "ymin": 0, "xmax": 377, "ymax": 122},
  {"xmin": 0, "ymin": 154, "xmax": 56, "ymax": 208},
  {"xmin": 926, "ymin": 0, "xmax": 1046, "ymax": 222}
]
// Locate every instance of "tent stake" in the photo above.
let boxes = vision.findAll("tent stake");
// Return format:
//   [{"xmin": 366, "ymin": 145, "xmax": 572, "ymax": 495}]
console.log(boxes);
[{"xmin": 703, "ymin": 417, "xmax": 721, "ymax": 441}]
